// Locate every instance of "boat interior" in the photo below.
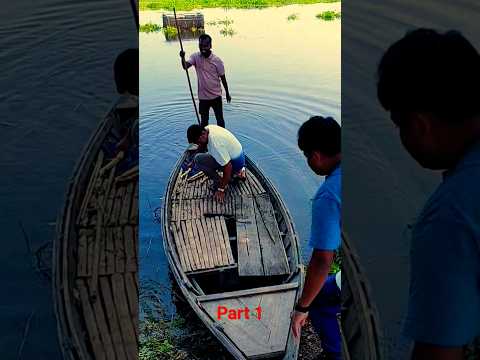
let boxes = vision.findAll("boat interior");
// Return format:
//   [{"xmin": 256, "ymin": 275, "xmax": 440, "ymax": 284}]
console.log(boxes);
[{"xmin": 166, "ymin": 154, "xmax": 302, "ymax": 359}]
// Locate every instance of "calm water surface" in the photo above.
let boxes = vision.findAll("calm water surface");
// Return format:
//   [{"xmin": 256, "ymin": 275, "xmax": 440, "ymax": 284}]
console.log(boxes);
[
  {"xmin": 0, "ymin": 1, "xmax": 136, "ymax": 357},
  {"xmin": 139, "ymin": 4, "xmax": 341, "ymax": 315}
]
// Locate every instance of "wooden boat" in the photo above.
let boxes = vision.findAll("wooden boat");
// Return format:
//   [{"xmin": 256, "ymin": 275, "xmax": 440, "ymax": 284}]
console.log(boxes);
[
  {"xmin": 341, "ymin": 234, "xmax": 382, "ymax": 360},
  {"xmin": 53, "ymin": 101, "xmax": 139, "ymax": 360},
  {"xmin": 162, "ymin": 152, "xmax": 304, "ymax": 360}
]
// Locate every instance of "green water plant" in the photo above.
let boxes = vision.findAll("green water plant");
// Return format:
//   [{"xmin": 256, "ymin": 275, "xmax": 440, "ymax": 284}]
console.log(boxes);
[
  {"xmin": 220, "ymin": 26, "xmax": 236, "ymax": 36},
  {"xmin": 163, "ymin": 25, "xmax": 179, "ymax": 37},
  {"xmin": 139, "ymin": 22, "xmax": 162, "ymax": 33},
  {"xmin": 287, "ymin": 13, "xmax": 299, "ymax": 21},
  {"xmin": 316, "ymin": 10, "xmax": 341, "ymax": 20},
  {"xmin": 139, "ymin": 0, "xmax": 340, "ymax": 11}
]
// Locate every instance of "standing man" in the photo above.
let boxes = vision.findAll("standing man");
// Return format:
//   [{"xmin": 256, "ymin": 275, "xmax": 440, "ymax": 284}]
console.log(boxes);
[
  {"xmin": 377, "ymin": 29, "xmax": 480, "ymax": 359},
  {"xmin": 291, "ymin": 116, "xmax": 342, "ymax": 360},
  {"xmin": 180, "ymin": 34, "xmax": 231, "ymax": 128}
]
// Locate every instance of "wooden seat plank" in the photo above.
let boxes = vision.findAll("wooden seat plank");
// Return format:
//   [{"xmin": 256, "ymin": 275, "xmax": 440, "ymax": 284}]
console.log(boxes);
[
  {"xmin": 237, "ymin": 196, "xmax": 264, "ymax": 276},
  {"xmin": 254, "ymin": 194, "xmax": 290, "ymax": 276},
  {"xmin": 124, "ymin": 225, "xmax": 137, "ymax": 273},
  {"xmin": 114, "ymin": 226, "xmax": 126, "ymax": 273}
]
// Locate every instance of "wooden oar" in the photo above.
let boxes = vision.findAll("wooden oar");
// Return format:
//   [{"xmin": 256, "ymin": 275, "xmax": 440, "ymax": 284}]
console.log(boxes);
[{"xmin": 174, "ymin": 7, "xmax": 201, "ymax": 125}]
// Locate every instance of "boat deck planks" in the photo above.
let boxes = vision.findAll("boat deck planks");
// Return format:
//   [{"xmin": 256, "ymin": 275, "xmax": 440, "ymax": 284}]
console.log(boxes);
[{"xmin": 200, "ymin": 286, "xmax": 298, "ymax": 359}]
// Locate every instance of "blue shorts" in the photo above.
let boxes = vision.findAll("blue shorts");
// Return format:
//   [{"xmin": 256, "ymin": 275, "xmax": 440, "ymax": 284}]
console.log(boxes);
[{"xmin": 230, "ymin": 151, "xmax": 245, "ymax": 173}]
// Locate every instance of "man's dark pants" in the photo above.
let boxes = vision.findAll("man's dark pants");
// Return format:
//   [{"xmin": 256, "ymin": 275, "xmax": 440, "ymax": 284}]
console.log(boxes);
[{"xmin": 199, "ymin": 96, "xmax": 225, "ymax": 128}]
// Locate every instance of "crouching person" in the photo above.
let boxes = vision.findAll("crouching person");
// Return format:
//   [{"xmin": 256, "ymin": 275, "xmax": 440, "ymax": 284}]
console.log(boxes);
[{"xmin": 186, "ymin": 124, "xmax": 246, "ymax": 202}]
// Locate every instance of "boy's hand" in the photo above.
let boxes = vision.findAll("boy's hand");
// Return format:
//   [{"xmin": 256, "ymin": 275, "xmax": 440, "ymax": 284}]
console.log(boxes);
[{"xmin": 226, "ymin": 93, "xmax": 231, "ymax": 103}]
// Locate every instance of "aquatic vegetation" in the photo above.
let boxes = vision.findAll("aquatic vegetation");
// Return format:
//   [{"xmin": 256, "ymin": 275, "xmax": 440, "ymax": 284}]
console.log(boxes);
[
  {"xmin": 217, "ymin": 17, "xmax": 234, "ymax": 26},
  {"xmin": 139, "ymin": 22, "xmax": 162, "ymax": 33},
  {"xmin": 139, "ymin": 317, "xmax": 188, "ymax": 360},
  {"xmin": 287, "ymin": 13, "xmax": 299, "ymax": 21},
  {"xmin": 207, "ymin": 17, "xmax": 234, "ymax": 27},
  {"xmin": 316, "ymin": 10, "xmax": 341, "ymax": 20},
  {"xmin": 163, "ymin": 25, "xmax": 179, "ymax": 37},
  {"xmin": 220, "ymin": 26, "xmax": 236, "ymax": 36},
  {"xmin": 139, "ymin": 0, "xmax": 340, "ymax": 11}
]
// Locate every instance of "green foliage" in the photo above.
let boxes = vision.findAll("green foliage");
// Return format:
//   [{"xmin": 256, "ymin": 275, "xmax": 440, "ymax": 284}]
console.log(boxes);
[
  {"xmin": 330, "ymin": 250, "xmax": 341, "ymax": 274},
  {"xmin": 163, "ymin": 25, "xmax": 179, "ymax": 37},
  {"xmin": 316, "ymin": 10, "xmax": 341, "ymax": 20},
  {"xmin": 139, "ymin": 0, "xmax": 340, "ymax": 11},
  {"xmin": 140, "ymin": 22, "xmax": 162, "ymax": 32},
  {"xmin": 220, "ymin": 26, "xmax": 236, "ymax": 36},
  {"xmin": 139, "ymin": 317, "xmax": 188, "ymax": 360},
  {"xmin": 287, "ymin": 13, "xmax": 299, "ymax": 21}
]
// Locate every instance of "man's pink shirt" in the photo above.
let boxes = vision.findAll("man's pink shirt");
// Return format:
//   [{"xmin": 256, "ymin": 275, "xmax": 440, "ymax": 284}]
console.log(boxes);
[{"xmin": 189, "ymin": 52, "xmax": 225, "ymax": 100}]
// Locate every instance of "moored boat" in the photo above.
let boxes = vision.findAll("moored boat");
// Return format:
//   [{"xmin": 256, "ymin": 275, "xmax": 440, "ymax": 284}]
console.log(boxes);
[{"xmin": 162, "ymin": 151, "xmax": 305, "ymax": 359}]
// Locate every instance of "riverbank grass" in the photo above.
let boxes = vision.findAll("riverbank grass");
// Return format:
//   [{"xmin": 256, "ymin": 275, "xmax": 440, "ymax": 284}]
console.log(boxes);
[{"xmin": 140, "ymin": 0, "xmax": 340, "ymax": 11}]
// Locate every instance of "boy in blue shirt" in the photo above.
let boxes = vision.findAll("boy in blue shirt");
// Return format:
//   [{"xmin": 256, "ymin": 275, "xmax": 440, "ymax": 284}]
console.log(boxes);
[
  {"xmin": 378, "ymin": 29, "xmax": 480, "ymax": 359},
  {"xmin": 291, "ymin": 116, "xmax": 341, "ymax": 360}
]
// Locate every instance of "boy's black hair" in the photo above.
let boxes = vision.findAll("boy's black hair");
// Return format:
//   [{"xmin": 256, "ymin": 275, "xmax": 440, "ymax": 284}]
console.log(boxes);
[
  {"xmin": 114, "ymin": 48, "xmax": 139, "ymax": 95},
  {"xmin": 377, "ymin": 29, "xmax": 480, "ymax": 123},
  {"xmin": 187, "ymin": 124, "xmax": 205, "ymax": 143},
  {"xmin": 298, "ymin": 116, "xmax": 341, "ymax": 157},
  {"xmin": 199, "ymin": 34, "xmax": 212, "ymax": 43}
]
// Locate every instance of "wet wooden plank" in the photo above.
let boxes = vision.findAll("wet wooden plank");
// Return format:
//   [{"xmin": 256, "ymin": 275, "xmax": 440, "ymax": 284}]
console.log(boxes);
[
  {"xmin": 119, "ymin": 182, "xmax": 134, "ymax": 225},
  {"xmin": 111, "ymin": 273, "xmax": 138, "ymax": 360},
  {"xmin": 219, "ymin": 217, "xmax": 235, "ymax": 264},
  {"xmin": 124, "ymin": 272, "xmax": 139, "ymax": 340},
  {"xmin": 99, "ymin": 277, "xmax": 127, "ymax": 360},
  {"xmin": 86, "ymin": 229, "xmax": 95, "ymax": 277},
  {"xmin": 206, "ymin": 217, "xmax": 223, "ymax": 267},
  {"xmin": 89, "ymin": 209, "xmax": 105, "ymax": 297},
  {"xmin": 105, "ymin": 228, "xmax": 116, "ymax": 275},
  {"xmin": 171, "ymin": 222, "xmax": 190, "ymax": 272},
  {"xmin": 114, "ymin": 226, "xmax": 126, "ymax": 273},
  {"xmin": 124, "ymin": 226, "xmax": 137, "ymax": 273},
  {"xmin": 78, "ymin": 151, "xmax": 105, "ymax": 225},
  {"xmin": 99, "ymin": 227, "xmax": 108, "ymax": 276},
  {"xmin": 191, "ymin": 219, "xmax": 209, "ymax": 268},
  {"xmin": 213, "ymin": 216, "xmax": 228, "ymax": 265},
  {"xmin": 109, "ymin": 186, "xmax": 126, "ymax": 226},
  {"xmin": 237, "ymin": 196, "xmax": 264, "ymax": 276},
  {"xmin": 186, "ymin": 219, "xmax": 205, "ymax": 269},
  {"xmin": 89, "ymin": 280, "xmax": 116, "ymax": 360},
  {"xmin": 195, "ymin": 218, "xmax": 213, "ymax": 268},
  {"xmin": 254, "ymin": 194, "xmax": 290, "ymax": 276},
  {"xmin": 129, "ymin": 181, "xmax": 138, "ymax": 224},
  {"xmin": 181, "ymin": 221, "xmax": 200, "ymax": 270},
  {"xmin": 77, "ymin": 229, "xmax": 88, "ymax": 277},
  {"xmin": 76, "ymin": 279, "xmax": 106, "ymax": 360}
]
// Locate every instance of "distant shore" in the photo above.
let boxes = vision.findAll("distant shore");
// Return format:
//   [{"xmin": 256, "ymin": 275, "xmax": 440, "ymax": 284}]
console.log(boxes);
[{"xmin": 139, "ymin": 0, "xmax": 340, "ymax": 11}]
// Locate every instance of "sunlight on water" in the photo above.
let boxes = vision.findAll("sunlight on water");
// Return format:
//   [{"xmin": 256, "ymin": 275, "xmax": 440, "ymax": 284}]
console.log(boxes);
[{"xmin": 139, "ymin": 3, "xmax": 341, "ymax": 314}]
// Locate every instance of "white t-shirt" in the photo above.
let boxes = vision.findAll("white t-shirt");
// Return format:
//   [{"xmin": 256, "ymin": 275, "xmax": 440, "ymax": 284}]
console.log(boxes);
[{"xmin": 206, "ymin": 125, "xmax": 243, "ymax": 166}]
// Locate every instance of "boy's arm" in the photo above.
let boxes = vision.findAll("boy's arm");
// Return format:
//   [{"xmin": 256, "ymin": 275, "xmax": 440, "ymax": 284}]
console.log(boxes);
[{"xmin": 220, "ymin": 74, "xmax": 231, "ymax": 102}]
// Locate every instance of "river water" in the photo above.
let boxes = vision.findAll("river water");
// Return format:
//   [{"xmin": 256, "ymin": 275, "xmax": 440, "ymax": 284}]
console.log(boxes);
[
  {"xmin": 139, "ymin": 3, "xmax": 341, "ymax": 316},
  {"xmin": 0, "ymin": 1, "xmax": 136, "ymax": 358}
]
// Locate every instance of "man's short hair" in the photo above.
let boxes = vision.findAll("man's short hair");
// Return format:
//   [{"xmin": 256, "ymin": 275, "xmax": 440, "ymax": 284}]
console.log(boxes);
[
  {"xmin": 114, "ymin": 48, "xmax": 138, "ymax": 95},
  {"xmin": 199, "ymin": 34, "xmax": 212, "ymax": 43},
  {"xmin": 377, "ymin": 28, "xmax": 480, "ymax": 123},
  {"xmin": 187, "ymin": 124, "xmax": 204, "ymax": 143},
  {"xmin": 298, "ymin": 116, "xmax": 341, "ymax": 157}
]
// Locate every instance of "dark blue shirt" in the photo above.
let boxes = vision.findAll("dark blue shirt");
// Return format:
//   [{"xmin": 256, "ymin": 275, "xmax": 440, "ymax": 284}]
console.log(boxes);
[{"xmin": 403, "ymin": 141, "xmax": 480, "ymax": 346}]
